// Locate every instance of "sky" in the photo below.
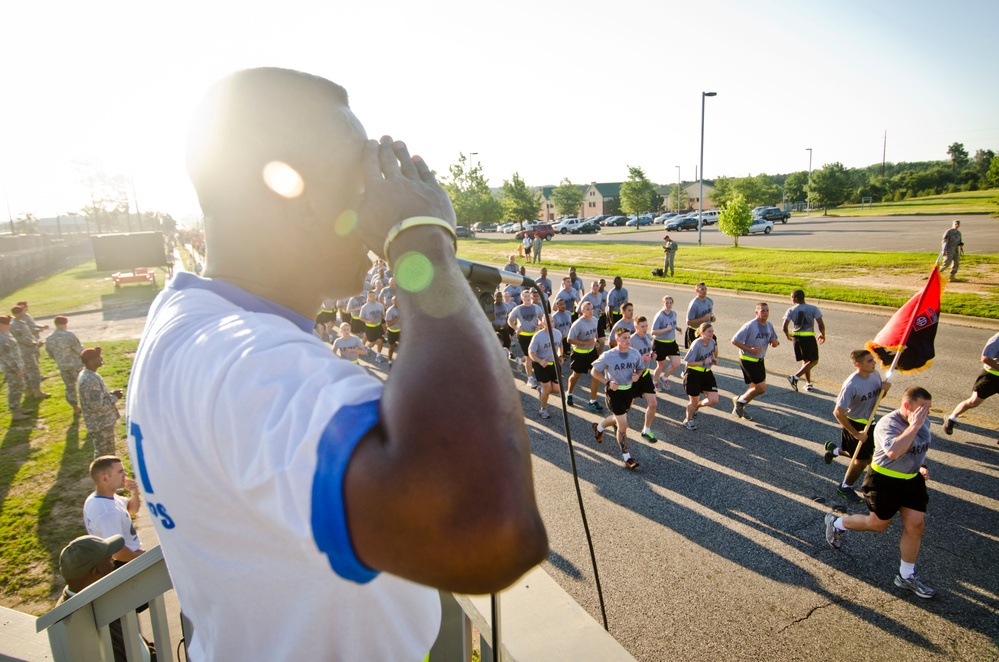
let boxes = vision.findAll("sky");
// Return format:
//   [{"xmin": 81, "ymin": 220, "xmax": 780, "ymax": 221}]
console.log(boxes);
[{"xmin": 2, "ymin": 0, "xmax": 997, "ymax": 222}]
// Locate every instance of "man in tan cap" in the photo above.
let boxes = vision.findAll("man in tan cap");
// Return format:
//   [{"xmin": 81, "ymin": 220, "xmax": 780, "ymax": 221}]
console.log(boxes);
[
  {"xmin": 78, "ymin": 347, "xmax": 122, "ymax": 457},
  {"xmin": 0, "ymin": 315, "xmax": 29, "ymax": 420},
  {"xmin": 58, "ymin": 534, "xmax": 155, "ymax": 661},
  {"xmin": 46, "ymin": 315, "xmax": 85, "ymax": 413}
]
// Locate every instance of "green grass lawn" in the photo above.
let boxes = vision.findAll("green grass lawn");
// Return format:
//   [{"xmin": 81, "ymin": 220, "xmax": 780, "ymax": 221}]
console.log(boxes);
[
  {"xmin": 0, "ymin": 340, "xmax": 135, "ymax": 614},
  {"xmin": 817, "ymin": 189, "xmax": 999, "ymax": 217},
  {"xmin": 458, "ymin": 240, "xmax": 999, "ymax": 319},
  {"xmin": 1, "ymin": 260, "xmax": 165, "ymax": 315}
]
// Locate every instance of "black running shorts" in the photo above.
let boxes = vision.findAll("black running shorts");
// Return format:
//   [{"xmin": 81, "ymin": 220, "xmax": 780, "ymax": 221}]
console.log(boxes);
[
  {"xmin": 570, "ymin": 349, "xmax": 597, "ymax": 374},
  {"xmin": 862, "ymin": 470, "xmax": 928, "ymax": 520},
  {"xmin": 793, "ymin": 335, "xmax": 819, "ymax": 362},
  {"xmin": 364, "ymin": 325, "xmax": 383, "ymax": 343},
  {"xmin": 841, "ymin": 418, "xmax": 875, "ymax": 461},
  {"xmin": 740, "ymin": 358, "xmax": 766, "ymax": 385},
  {"xmin": 654, "ymin": 339, "xmax": 679, "ymax": 361},
  {"xmin": 532, "ymin": 361, "xmax": 559, "ymax": 384},
  {"xmin": 606, "ymin": 387, "xmax": 634, "ymax": 416},
  {"xmin": 632, "ymin": 371, "xmax": 656, "ymax": 398},
  {"xmin": 972, "ymin": 371, "xmax": 999, "ymax": 400},
  {"xmin": 683, "ymin": 369, "xmax": 717, "ymax": 397}
]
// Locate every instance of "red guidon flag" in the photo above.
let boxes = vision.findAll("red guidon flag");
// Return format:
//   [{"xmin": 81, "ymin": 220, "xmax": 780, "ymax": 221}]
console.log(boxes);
[{"xmin": 867, "ymin": 265, "xmax": 942, "ymax": 374}]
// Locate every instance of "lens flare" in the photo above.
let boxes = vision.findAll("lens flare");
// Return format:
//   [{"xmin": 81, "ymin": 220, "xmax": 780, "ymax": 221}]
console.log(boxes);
[
  {"xmin": 335, "ymin": 209, "xmax": 358, "ymax": 236},
  {"xmin": 262, "ymin": 161, "xmax": 304, "ymax": 198},
  {"xmin": 395, "ymin": 252, "xmax": 434, "ymax": 293}
]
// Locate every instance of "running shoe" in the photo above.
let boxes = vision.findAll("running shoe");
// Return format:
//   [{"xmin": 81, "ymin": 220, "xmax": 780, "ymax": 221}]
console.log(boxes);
[
  {"xmin": 824, "ymin": 512, "xmax": 843, "ymax": 549},
  {"xmin": 624, "ymin": 457, "xmax": 640, "ymax": 470},
  {"xmin": 592, "ymin": 423, "xmax": 603, "ymax": 443},
  {"xmin": 683, "ymin": 420, "xmax": 697, "ymax": 430},
  {"xmin": 657, "ymin": 378, "xmax": 671, "ymax": 392},
  {"xmin": 732, "ymin": 396, "xmax": 746, "ymax": 419},
  {"xmin": 823, "ymin": 441, "xmax": 836, "ymax": 465},
  {"xmin": 837, "ymin": 486, "xmax": 864, "ymax": 505},
  {"xmin": 594, "ymin": 400, "xmax": 604, "ymax": 411},
  {"xmin": 516, "ymin": 358, "xmax": 524, "ymax": 371},
  {"xmin": 787, "ymin": 375, "xmax": 799, "ymax": 391},
  {"xmin": 527, "ymin": 376, "xmax": 539, "ymax": 389},
  {"xmin": 566, "ymin": 394, "xmax": 574, "ymax": 406},
  {"xmin": 640, "ymin": 430, "xmax": 658, "ymax": 443},
  {"xmin": 539, "ymin": 409, "xmax": 550, "ymax": 419},
  {"xmin": 806, "ymin": 382, "xmax": 814, "ymax": 392},
  {"xmin": 894, "ymin": 573, "xmax": 936, "ymax": 599},
  {"xmin": 587, "ymin": 401, "xmax": 601, "ymax": 413},
  {"xmin": 944, "ymin": 418, "xmax": 956, "ymax": 435}
]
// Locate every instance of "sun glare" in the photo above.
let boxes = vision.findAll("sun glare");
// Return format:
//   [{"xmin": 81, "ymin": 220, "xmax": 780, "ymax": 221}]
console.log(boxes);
[{"xmin": 262, "ymin": 161, "xmax": 304, "ymax": 198}]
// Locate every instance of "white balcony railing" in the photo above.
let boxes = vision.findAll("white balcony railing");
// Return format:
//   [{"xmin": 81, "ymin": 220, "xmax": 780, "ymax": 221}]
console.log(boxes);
[{"xmin": 35, "ymin": 545, "xmax": 633, "ymax": 661}]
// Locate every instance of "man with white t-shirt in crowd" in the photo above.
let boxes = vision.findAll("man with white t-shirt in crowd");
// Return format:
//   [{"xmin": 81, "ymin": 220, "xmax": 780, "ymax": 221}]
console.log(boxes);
[
  {"xmin": 554, "ymin": 276, "xmax": 580, "ymax": 314},
  {"xmin": 685, "ymin": 282, "xmax": 715, "ymax": 348},
  {"xmin": 83, "ymin": 456, "xmax": 145, "ymax": 565},
  {"xmin": 730, "ymin": 302, "xmax": 780, "ymax": 421},
  {"xmin": 125, "ymin": 68, "xmax": 546, "ymax": 660},
  {"xmin": 782, "ymin": 289, "xmax": 825, "ymax": 392},
  {"xmin": 566, "ymin": 301, "xmax": 602, "ymax": 412},
  {"xmin": 590, "ymin": 327, "xmax": 643, "ymax": 470},
  {"xmin": 508, "ymin": 289, "xmax": 545, "ymax": 388}
]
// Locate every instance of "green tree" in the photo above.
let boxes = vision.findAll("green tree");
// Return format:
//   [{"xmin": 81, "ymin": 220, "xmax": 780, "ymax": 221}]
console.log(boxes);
[
  {"xmin": 733, "ymin": 173, "xmax": 779, "ymax": 208},
  {"xmin": 808, "ymin": 162, "xmax": 852, "ymax": 214},
  {"xmin": 717, "ymin": 195, "xmax": 752, "ymax": 247},
  {"xmin": 973, "ymin": 149, "xmax": 996, "ymax": 181},
  {"xmin": 987, "ymin": 155, "xmax": 999, "ymax": 188},
  {"xmin": 709, "ymin": 176, "xmax": 734, "ymax": 208},
  {"xmin": 947, "ymin": 142, "xmax": 970, "ymax": 170},
  {"xmin": 784, "ymin": 171, "xmax": 809, "ymax": 204},
  {"xmin": 550, "ymin": 178, "xmax": 585, "ymax": 218},
  {"xmin": 440, "ymin": 153, "xmax": 502, "ymax": 227},
  {"xmin": 500, "ymin": 172, "xmax": 542, "ymax": 224},
  {"xmin": 619, "ymin": 166, "xmax": 660, "ymax": 216}
]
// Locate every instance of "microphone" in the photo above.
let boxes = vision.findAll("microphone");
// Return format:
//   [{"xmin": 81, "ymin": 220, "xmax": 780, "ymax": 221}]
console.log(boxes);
[{"xmin": 457, "ymin": 258, "xmax": 536, "ymax": 289}]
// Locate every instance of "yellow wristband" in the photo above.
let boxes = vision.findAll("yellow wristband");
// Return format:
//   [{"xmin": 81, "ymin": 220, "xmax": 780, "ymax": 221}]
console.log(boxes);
[{"xmin": 383, "ymin": 216, "xmax": 457, "ymax": 260}]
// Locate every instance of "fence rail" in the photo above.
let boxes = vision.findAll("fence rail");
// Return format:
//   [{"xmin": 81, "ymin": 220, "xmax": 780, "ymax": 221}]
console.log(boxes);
[{"xmin": 0, "ymin": 236, "xmax": 93, "ymax": 297}]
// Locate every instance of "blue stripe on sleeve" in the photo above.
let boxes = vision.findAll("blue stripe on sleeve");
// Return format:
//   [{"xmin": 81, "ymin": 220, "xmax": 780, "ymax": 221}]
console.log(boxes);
[{"xmin": 311, "ymin": 400, "xmax": 381, "ymax": 584}]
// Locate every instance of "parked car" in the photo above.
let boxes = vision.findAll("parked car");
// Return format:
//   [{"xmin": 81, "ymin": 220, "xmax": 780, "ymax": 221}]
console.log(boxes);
[
  {"xmin": 625, "ymin": 214, "xmax": 655, "ymax": 227},
  {"xmin": 665, "ymin": 215, "xmax": 700, "ymax": 231},
  {"xmin": 455, "ymin": 225, "xmax": 475, "ymax": 238},
  {"xmin": 754, "ymin": 207, "xmax": 791, "ymax": 224},
  {"xmin": 515, "ymin": 223, "xmax": 556, "ymax": 241},
  {"xmin": 569, "ymin": 220, "xmax": 600, "ymax": 234},
  {"xmin": 553, "ymin": 217, "xmax": 584, "ymax": 233},
  {"xmin": 601, "ymin": 215, "xmax": 628, "ymax": 227},
  {"xmin": 471, "ymin": 222, "xmax": 498, "ymax": 232},
  {"xmin": 654, "ymin": 213, "xmax": 678, "ymax": 224},
  {"xmin": 743, "ymin": 219, "xmax": 774, "ymax": 235},
  {"xmin": 589, "ymin": 214, "xmax": 613, "ymax": 224},
  {"xmin": 498, "ymin": 222, "xmax": 519, "ymax": 233},
  {"xmin": 695, "ymin": 210, "xmax": 721, "ymax": 226}
]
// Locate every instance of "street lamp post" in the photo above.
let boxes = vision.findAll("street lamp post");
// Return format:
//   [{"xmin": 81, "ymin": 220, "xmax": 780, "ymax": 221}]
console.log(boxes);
[
  {"xmin": 806, "ymin": 148, "xmax": 813, "ymax": 216},
  {"xmin": 698, "ymin": 91, "xmax": 717, "ymax": 246},
  {"xmin": 675, "ymin": 166, "xmax": 681, "ymax": 213}
]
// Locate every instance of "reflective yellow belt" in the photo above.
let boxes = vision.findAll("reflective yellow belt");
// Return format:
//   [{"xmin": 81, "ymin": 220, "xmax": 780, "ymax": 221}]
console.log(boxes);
[
  {"xmin": 519, "ymin": 331, "xmax": 537, "ymax": 336},
  {"xmin": 986, "ymin": 368, "xmax": 999, "ymax": 377},
  {"xmin": 847, "ymin": 416, "xmax": 870, "ymax": 425},
  {"xmin": 739, "ymin": 354, "xmax": 761, "ymax": 362},
  {"xmin": 365, "ymin": 322, "xmax": 382, "ymax": 328},
  {"xmin": 573, "ymin": 347, "xmax": 594, "ymax": 354},
  {"xmin": 687, "ymin": 365, "xmax": 709, "ymax": 372},
  {"xmin": 793, "ymin": 331, "xmax": 816, "ymax": 337},
  {"xmin": 871, "ymin": 462, "xmax": 917, "ymax": 480},
  {"xmin": 614, "ymin": 383, "xmax": 632, "ymax": 390}
]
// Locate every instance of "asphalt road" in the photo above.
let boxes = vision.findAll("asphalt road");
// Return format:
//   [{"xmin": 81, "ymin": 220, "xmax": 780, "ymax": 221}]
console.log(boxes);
[
  {"xmin": 507, "ymin": 276, "xmax": 999, "ymax": 660},
  {"xmin": 482, "ymin": 214, "xmax": 999, "ymax": 254}
]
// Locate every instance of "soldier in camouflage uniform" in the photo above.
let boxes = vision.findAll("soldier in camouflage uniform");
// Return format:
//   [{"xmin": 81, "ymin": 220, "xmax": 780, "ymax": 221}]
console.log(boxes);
[
  {"xmin": 78, "ymin": 347, "xmax": 122, "ymax": 457},
  {"xmin": 11, "ymin": 305, "xmax": 49, "ymax": 399},
  {"xmin": 0, "ymin": 315, "xmax": 29, "ymax": 420},
  {"xmin": 45, "ymin": 315, "xmax": 85, "ymax": 413},
  {"xmin": 16, "ymin": 300, "xmax": 49, "ymax": 339}
]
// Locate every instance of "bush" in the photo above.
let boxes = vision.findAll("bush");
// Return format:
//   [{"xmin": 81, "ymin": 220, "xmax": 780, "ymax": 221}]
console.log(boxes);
[
  {"xmin": 946, "ymin": 183, "xmax": 958, "ymax": 194},
  {"xmin": 965, "ymin": 179, "xmax": 980, "ymax": 191}
]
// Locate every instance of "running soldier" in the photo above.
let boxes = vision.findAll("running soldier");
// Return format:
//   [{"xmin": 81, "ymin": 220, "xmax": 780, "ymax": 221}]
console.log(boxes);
[
  {"xmin": 607, "ymin": 277, "xmax": 629, "ymax": 327},
  {"xmin": 332, "ymin": 323, "xmax": 366, "ymax": 363},
  {"xmin": 651, "ymin": 295, "xmax": 681, "ymax": 392},
  {"xmin": 0, "ymin": 315, "xmax": 28, "ymax": 420},
  {"xmin": 940, "ymin": 219, "xmax": 963, "ymax": 279},
  {"xmin": 609, "ymin": 302, "xmax": 636, "ymax": 348},
  {"xmin": 535, "ymin": 267, "xmax": 553, "ymax": 301},
  {"xmin": 566, "ymin": 301, "xmax": 602, "ymax": 412},
  {"xmin": 492, "ymin": 292, "xmax": 515, "ymax": 359},
  {"xmin": 378, "ymin": 277, "xmax": 397, "ymax": 308},
  {"xmin": 579, "ymin": 281, "xmax": 603, "ymax": 329},
  {"xmin": 568, "ymin": 267, "xmax": 584, "ymax": 298},
  {"xmin": 730, "ymin": 303, "xmax": 780, "ymax": 421},
  {"xmin": 359, "ymin": 290, "xmax": 387, "ymax": 362},
  {"xmin": 45, "ymin": 315, "xmax": 85, "ymax": 413},
  {"xmin": 554, "ymin": 277, "xmax": 580, "ymax": 314},
  {"xmin": 11, "ymin": 305, "xmax": 48, "ymax": 399},
  {"xmin": 503, "ymin": 254, "xmax": 519, "ymax": 274},
  {"xmin": 347, "ymin": 290, "xmax": 367, "ymax": 336},
  {"xmin": 551, "ymin": 297, "xmax": 573, "ymax": 362},
  {"xmin": 78, "ymin": 347, "xmax": 122, "ymax": 457},
  {"xmin": 528, "ymin": 316, "xmax": 563, "ymax": 419},
  {"xmin": 943, "ymin": 331, "xmax": 999, "ymax": 436},
  {"xmin": 590, "ymin": 327, "xmax": 643, "ymax": 470},
  {"xmin": 826, "ymin": 349, "xmax": 892, "ymax": 504},
  {"xmin": 508, "ymin": 290, "xmax": 545, "ymax": 388},
  {"xmin": 782, "ymin": 289, "xmax": 825, "ymax": 392},
  {"xmin": 685, "ymin": 283, "xmax": 715, "ymax": 349},
  {"xmin": 682, "ymin": 322, "xmax": 720, "ymax": 430},
  {"xmin": 824, "ymin": 386, "xmax": 936, "ymax": 599},
  {"xmin": 629, "ymin": 316, "xmax": 659, "ymax": 443},
  {"xmin": 384, "ymin": 296, "xmax": 401, "ymax": 365}
]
